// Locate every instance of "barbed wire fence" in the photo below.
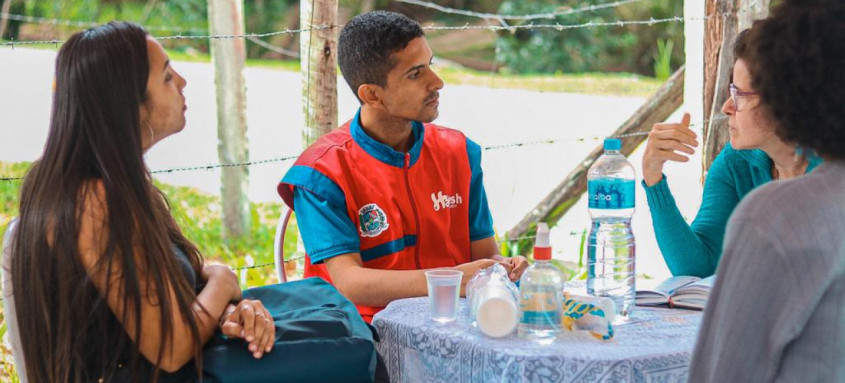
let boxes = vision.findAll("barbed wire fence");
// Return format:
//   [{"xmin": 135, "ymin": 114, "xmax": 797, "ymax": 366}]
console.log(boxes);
[
  {"xmin": 0, "ymin": 1, "xmax": 746, "ymax": 276},
  {"xmin": 398, "ymin": 0, "xmax": 647, "ymax": 23},
  {"xmin": 1, "ymin": 0, "xmax": 759, "ymax": 46},
  {"xmin": 0, "ymin": 116, "xmax": 725, "ymax": 183}
]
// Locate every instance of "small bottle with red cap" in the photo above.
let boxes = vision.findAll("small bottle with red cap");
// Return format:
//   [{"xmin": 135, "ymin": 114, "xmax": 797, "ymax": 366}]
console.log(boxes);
[{"xmin": 517, "ymin": 222, "xmax": 564, "ymax": 344}]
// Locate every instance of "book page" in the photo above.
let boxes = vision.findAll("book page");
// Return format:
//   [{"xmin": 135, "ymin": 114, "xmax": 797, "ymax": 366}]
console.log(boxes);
[
  {"xmin": 636, "ymin": 276, "xmax": 700, "ymax": 306},
  {"xmin": 671, "ymin": 276, "xmax": 716, "ymax": 310},
  {"xmin": 675, "ymin": 275, "xmax": 715, "ymax": 296}
]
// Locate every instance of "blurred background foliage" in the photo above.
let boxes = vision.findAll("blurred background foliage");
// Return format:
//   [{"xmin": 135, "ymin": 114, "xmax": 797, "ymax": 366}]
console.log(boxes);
[
  {"xmin": 494, "ymin": 0, "xmax": 683, "ymax": 75},
  {"xmin": 3, "ymin": 0, "xmax": 683, "ymax": 77}
]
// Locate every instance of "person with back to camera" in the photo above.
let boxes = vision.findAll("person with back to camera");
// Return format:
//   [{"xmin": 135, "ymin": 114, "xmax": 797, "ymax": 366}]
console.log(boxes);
[
  {"xmin": 640, "ymin": 27, "xmax": 821, "ymax": 278},
  {"xmin": 689, "ymin": 0, "xmax": 845, "ymax": 381},
  {"xmin": 277, "ymin": 11, "xmax": 529, "ymax": 323}
]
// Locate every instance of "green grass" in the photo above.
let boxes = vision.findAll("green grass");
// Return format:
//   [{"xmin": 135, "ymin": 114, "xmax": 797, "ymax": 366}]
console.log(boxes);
[
  {"xmin": 436, "ymin": 66, "xmax": 662, "ymax": 97},
  {"xmin": 164, "ymin": 47, "xmax": 301, "ymax": 72},
  {"xmin": 2, "ymin": 40, "xmax": 661, "ymax": 97}
]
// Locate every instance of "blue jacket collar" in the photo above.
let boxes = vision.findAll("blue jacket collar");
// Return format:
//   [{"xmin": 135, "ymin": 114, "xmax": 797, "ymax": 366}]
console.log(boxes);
[{"xmin": 350, "ymin": 108, "xmax": 425, "ymax": 168}]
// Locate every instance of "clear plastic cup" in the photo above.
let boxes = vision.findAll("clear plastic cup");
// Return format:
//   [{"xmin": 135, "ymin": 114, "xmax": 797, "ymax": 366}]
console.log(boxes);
[{"xmin": 425, "ymin": 270, "xmax": 463, "ymax": 323}]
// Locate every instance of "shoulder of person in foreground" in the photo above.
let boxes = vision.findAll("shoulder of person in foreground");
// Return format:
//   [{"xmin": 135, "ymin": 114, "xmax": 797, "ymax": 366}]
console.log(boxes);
[
  {"xmin": 696, "ymin": 161, "xmax": 845, "ymax": 383},
  {"xmin": 729, "ymin": 161, "xmax": 845, "ymax": 226}
]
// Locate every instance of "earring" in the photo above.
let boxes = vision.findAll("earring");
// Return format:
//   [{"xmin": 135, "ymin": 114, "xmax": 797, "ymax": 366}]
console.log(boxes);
[{"xmin": 146, "ymin": 122, "xmax": 155, "ymax": 143}]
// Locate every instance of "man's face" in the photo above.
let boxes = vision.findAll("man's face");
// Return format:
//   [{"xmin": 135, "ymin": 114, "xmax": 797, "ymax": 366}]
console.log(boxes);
[{"xmin": 379, "ymin": 37, "xmax": 444, "ymax": 123}]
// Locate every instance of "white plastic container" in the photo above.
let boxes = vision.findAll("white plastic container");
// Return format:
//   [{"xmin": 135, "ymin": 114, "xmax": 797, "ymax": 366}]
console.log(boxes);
[{"xmin": 476, "ymin": 282, "xmax": 518, "ymax": 338}]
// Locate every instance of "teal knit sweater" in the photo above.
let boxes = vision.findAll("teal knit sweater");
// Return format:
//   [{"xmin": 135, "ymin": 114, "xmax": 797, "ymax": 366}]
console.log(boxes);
[{"xmin": 642, "ymin": 143, "xmax": 822, "ymax": 277}]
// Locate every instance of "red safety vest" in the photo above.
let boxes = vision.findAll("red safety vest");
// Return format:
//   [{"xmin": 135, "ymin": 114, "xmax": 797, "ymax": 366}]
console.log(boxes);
[{"xmin": 278, "ymin": 120, "xmax": 473, "ymax": 322}]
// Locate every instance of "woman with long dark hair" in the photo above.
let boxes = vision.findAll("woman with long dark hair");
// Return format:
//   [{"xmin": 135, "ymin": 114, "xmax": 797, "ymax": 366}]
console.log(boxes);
[{"xmin": 9, "ymin": 22, "xmax": 275, "ymax": 382}]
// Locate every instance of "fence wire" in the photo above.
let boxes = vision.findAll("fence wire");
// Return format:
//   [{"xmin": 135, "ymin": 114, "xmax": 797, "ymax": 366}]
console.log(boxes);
[
  {"xmin": 398, "ymin": 0, "xmax": 645, "ymax": 22},
  {"xmin": 0, "ymin": 116, "xmax": 726, "ymax": 182},
  {"xmin": 236, "ymin": 254, "xmax": 305, "ymax": 272},
  {"xmin": 1, "ymin": 1, "xmax": 757, "ymax": 47}
]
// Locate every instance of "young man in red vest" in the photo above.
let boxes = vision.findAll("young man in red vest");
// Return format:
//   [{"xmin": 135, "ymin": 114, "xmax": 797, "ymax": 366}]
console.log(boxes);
[{"xmin": 278, "ymin": 11, "xmax": 528, "ymax": 322}]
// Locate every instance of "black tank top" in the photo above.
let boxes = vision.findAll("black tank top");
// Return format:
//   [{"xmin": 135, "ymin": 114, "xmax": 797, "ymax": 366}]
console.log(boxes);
[{"xmin": 86, "ymin": 244, "xmax": 200, "ymax": 383}]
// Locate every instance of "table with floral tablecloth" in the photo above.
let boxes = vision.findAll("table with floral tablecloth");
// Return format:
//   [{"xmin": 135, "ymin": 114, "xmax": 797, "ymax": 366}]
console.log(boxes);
[{"xmin": 372, "ymin": 294, "xmax": 702, "ymax": 383}]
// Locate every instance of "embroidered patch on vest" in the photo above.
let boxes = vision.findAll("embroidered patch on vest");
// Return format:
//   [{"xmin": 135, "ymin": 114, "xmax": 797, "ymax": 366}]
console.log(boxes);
[{"xmin": 358, "ymin": 203, "xmax": 389, "ymax": 237}]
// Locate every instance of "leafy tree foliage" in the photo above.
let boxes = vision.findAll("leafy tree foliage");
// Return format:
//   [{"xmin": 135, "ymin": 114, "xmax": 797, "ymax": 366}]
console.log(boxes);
[{"xmin": 495, "ymin": 0, "xmax": 683, "ymax": 75}]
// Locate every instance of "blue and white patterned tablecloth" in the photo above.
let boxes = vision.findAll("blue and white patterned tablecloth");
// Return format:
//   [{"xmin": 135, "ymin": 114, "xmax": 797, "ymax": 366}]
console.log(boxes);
[{"xmin": 373, "ymin": 296, "xmax": 702, "ymax": 383}]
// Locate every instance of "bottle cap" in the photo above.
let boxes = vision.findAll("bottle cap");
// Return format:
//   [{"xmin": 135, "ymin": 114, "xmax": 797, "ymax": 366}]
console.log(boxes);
[
  {"xmin": 603, "ymin": 138, "xmax": 621, "ymax": 151},
  {"xmin": 534, "ymin": 222, "xmax": 551, "ymax": 260}
]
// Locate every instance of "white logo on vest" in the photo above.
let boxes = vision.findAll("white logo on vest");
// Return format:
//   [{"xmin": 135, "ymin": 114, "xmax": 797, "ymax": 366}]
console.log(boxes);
[
  {"xmin": 358, "ymin": 203, "xmax": 389, "ymax": 237},
  {"xmin": 431, "ymin": 191, "xmax": 463, "ymax": 212}
]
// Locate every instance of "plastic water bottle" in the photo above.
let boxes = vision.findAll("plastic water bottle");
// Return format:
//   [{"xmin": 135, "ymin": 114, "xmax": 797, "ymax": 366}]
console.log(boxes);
[
  {"xmin": 587, "ymin": 138, "xmax": 636, "ymax": 321},
  {"xmin": 518, "ymin": 223, "xmax": 563, "ymax": 344}
]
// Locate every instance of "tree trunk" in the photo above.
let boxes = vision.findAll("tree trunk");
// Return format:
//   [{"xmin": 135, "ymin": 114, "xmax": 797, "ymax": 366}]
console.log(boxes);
[
  {"xmin": 0, "ymin": 0, "xmax": 13, "ymax": 39},
  {"xmin": 300, "ymin": 0, "xmax": 338, "ymax": 146},
  {"xmin": 702, "ymin": 0, "xmax": 737, "ymax": 178},
  {"xmin": 702, "ymin": 0, "xmax": 724, "ymax": 129},
  {"xmin": 208, "ymin": 0, "xmax": 251, "ymax": 240},
  {"xmin": 507, "ymin": 67, "xmax": 685, "ymax": 245}
]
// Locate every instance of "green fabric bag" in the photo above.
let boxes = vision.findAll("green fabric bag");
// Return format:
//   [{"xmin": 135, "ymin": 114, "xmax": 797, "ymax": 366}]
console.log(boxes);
[{"xmin": 202, "ymin": 278, "xmax": 378, "ymax": 383}]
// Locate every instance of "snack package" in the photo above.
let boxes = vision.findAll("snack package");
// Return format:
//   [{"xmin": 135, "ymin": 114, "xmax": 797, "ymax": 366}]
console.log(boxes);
[{"xmin": 561, "ymin": 293, "xmax": 615, "ymax": 341}]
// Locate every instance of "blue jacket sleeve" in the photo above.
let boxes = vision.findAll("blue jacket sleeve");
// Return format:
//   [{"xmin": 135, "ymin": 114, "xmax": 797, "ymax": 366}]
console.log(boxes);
[
  {"xmin": 642, "ymin": 151, "xmax": 739, "ymax": 277},
  {"xmin": 293, "ymin": 187, "xmax": 360, "ymax": 264},
  {"xmin": 466, "ymin": 137, "xmax": 495, "ymax": 241}
]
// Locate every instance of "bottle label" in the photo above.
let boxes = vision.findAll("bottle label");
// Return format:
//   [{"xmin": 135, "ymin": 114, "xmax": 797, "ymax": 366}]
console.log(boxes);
[
  {"xmin": 520, "ymin": 291, "xmax": 561, "ymax": 326},
  {"xmin": 588, "ymin": 178, "xmax": 635, "ymax": 209}
]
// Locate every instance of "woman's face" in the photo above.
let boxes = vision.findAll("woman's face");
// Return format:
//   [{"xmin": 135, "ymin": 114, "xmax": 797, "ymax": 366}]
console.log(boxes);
[
  {"xmin": 141, "ymin": 36, "xmax": 187, "ymax": 151},
  {"xmin": 721, "ymin": 59, "xmax": 778, "ymax": 150}
]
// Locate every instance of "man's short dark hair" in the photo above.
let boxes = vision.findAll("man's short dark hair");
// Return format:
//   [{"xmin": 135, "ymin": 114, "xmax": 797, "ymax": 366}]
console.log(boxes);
[{"xmin": 338, "ymin": 11, "xmax": 425, "ymax": 102}]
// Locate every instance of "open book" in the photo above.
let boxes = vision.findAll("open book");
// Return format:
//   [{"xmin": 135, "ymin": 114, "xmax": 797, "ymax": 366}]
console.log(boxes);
[{"xmin": 636, "ymin": 275, "xmax": 715, "ymax": 310}]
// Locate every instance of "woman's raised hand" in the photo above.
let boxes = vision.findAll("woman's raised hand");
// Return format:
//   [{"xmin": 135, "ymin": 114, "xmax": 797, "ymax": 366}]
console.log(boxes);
[
  {"xmin": 642, "ymin": 113, "xmax": 699, "ymax": 186},
  {"xmin": 219, "ymin": 299, "xmax": 276, "ymax": 359}
]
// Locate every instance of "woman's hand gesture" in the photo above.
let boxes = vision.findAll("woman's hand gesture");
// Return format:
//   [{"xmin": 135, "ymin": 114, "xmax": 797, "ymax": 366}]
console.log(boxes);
[{"xmin": 642, "ymin": 113, "xmax": 699, "ymax": 186}]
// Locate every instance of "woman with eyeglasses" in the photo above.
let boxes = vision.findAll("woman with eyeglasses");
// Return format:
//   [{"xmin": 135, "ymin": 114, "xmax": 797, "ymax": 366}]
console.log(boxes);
[{"xmin": 640, "ymin": 29, "xmax": 822, "ymax": 278}]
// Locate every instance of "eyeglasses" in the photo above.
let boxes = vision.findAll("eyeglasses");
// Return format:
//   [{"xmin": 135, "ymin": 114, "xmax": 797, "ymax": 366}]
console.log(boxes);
[{"xmin": 729, "ymin": 83, "xmax": 759, "ymax": 112}]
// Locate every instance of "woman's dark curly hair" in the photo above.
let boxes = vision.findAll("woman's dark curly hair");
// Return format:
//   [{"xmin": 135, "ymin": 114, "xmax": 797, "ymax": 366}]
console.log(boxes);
[{"xmin": 746, "ymin": 0, "xmax": 845, "ymax": 160}]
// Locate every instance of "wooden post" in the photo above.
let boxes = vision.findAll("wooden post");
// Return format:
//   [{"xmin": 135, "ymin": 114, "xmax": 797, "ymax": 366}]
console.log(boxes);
[
  {"xmin": 300, "ymin": 0, "xmax": 338, "ymax": 146},
  {"xmin": 702, "ymin": 0, "xmax": 726, "ymax": 131},
  {"xmin": 701, "ymin": 0, "xmax": 737, "ymax": 177},
  {"xmin": 507, "ymin": 67, "xmax": 685, "ymax": 246},
  {"xmin": 701, "ymin": 0, "xmax": 769, "ymax": 178},
  {"xmin": 0, "ymin": 0, "xmax": 13, "ymax": 39},
  {"xmin": 208, "ymin": 0, "xmax": 251, "ymax": 239}
]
